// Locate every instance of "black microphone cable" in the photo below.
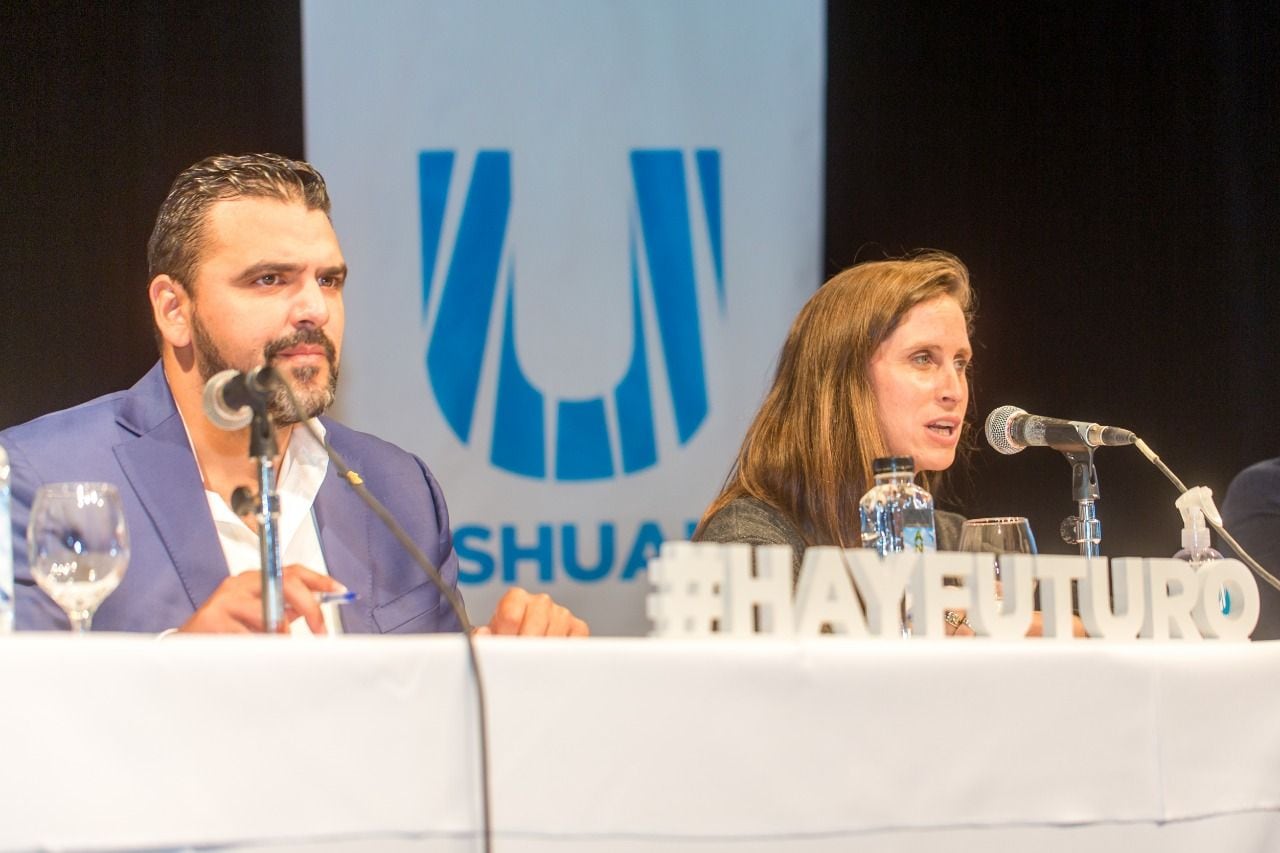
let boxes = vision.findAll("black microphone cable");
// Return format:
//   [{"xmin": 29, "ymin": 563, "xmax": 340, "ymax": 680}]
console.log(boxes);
[
  {"xmin": 1133, "ymin": 437, "xmax": 1280, "ymax": 594},
  {"xmin": 273, "ymin": 379, "xmax": 494, "ymax": 853}
]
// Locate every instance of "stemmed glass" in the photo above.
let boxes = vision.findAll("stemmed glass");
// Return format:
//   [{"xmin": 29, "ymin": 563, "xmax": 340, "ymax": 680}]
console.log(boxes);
[
  {"xmin": 27, "ymin": 482, "xmax": 130, "ymax": 633},
  {"xmin": 958, "ymin": 516, "xmax": 1037, "ymax": 602}
]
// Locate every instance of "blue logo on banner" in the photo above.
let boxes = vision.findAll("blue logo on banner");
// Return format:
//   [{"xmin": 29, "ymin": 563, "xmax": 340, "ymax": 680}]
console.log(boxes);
[{"xmin": 418, "ymin": 149, "xmax": 723, "ymax": 481}]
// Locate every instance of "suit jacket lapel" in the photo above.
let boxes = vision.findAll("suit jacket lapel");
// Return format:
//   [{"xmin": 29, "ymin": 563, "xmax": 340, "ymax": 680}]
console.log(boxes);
[
  {"xmin": 110, "ymin": 366, "xmax": 383, "ymax": 630},
  {"xmin": 313, "ymin": 457, "xmax": 378, "ymax": 633},
  {"xmin": 113, "ymin": 364, "xmax": 229, "ymax": 611}
]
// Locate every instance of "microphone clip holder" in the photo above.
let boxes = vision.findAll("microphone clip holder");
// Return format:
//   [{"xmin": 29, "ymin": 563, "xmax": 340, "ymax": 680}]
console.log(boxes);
[{"xmin": 1058, "ymin": 447, "xmax": 1102, "ymax": 558}]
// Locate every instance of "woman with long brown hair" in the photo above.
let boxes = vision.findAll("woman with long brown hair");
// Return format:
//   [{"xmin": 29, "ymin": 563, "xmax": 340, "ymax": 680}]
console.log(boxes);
[{"xmin": 695, "ymin": 251, "xmax": 973, "ymax": 576}]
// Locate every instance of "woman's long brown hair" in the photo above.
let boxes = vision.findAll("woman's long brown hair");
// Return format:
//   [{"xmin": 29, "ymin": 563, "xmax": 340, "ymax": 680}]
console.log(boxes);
[{"xmin": 698, "ymin": 251, "xmax": 974, "ymax": 547}]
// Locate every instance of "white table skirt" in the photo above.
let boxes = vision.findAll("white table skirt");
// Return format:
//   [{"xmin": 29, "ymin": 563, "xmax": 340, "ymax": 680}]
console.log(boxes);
[{"xmin": 2, "ymin": 635, "xmax": 1278, "ymax": 852}]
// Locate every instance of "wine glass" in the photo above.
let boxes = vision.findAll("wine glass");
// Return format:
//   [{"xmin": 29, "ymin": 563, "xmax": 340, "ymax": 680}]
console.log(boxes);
[
  {"xmin": 27, "ymin": 482, "xmax": 130, "ymax": 633},
  {"xmin": 958, "ymin": 516, "xmax": 1037, "ymax": 601}
]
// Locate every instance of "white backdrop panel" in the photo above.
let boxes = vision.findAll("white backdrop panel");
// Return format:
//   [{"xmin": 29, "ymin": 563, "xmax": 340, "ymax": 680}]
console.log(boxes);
[{"xmin": 303, "ymin": 1, "xmax": 825, "ymax": 633}]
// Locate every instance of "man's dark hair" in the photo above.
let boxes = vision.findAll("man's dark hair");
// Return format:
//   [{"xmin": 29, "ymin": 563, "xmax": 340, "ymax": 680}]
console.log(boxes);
[{"xmin": 146, "ymin": 153, "xmax": 332, "ymax": 291}]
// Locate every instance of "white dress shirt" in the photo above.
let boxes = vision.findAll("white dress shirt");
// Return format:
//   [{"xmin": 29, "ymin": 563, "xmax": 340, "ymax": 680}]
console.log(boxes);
[{"xmin": 186, "ymin": 416, "xmax": 342, "ymax": 636}]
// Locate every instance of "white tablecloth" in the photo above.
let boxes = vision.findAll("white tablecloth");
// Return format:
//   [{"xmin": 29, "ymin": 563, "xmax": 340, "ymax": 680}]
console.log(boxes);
[{"xmin": 2, "ymin": 635, "xmax": 1278, "ymax": 852}]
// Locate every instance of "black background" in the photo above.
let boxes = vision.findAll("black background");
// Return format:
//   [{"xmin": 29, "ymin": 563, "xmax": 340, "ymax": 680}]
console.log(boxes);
[{"xmin": 2, "ymin": 2, "xmax": 1277, "ymax": 562}]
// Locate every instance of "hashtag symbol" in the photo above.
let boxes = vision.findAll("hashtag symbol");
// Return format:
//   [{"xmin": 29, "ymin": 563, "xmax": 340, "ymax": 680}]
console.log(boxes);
[{"xmin": 646, "ymin": 542, "xmax": 724, "ymax": 636}]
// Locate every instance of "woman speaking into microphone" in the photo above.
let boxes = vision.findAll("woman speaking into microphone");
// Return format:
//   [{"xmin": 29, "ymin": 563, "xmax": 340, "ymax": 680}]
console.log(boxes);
[{"xmin": 694, "ymin": 251, "xmax": 975, "ymax": 629}]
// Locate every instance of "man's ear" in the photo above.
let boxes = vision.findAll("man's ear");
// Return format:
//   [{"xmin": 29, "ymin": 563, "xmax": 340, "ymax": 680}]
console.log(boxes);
[{"xmin": 149, "ymin": 274, "xmax": 192, "ymax": 349}]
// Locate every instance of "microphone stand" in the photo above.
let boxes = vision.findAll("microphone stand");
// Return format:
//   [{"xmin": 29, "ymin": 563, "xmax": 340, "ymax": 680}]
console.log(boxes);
[
  {"xmin": 1060, "ymin": 447, "xmax": 1102, "ymax": 557},
  {"xmin": 246, "ymin": 407, "xmax": 284, "ymax": 632}
]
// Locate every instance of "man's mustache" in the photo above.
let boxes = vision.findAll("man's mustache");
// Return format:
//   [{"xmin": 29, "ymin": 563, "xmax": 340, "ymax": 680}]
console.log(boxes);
[{"xmin": 263, "ymin": 328, "xmax": 337, "ymax": 366}]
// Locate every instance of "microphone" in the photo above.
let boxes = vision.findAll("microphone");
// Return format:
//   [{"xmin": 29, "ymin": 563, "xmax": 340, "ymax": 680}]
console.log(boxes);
[
  {"xmin": 985, "ymin": 405, "xmax": 1136, "ymax": 455},
  {"xmin": 202, "ymin": 366, "xmax": 280, "ymax": 430}
]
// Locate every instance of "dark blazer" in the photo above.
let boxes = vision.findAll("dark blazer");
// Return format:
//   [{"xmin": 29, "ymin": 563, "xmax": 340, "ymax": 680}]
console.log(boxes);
[
  {"xmin": 1221, "ymin": 457, "xmax": 1280, "ymax": 641},
  {"xmin": 2, "ymin": 362, "xmax": 463, "ymax": 633}
]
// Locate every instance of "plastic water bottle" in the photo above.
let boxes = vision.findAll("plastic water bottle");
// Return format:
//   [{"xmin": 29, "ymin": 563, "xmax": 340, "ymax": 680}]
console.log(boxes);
[
  {"xmin": 859, "ymin": 456, "xmax": 936, "ymax": 635},
  {"xmin": 0, "ymin": 444, "xmax": 11, "ymax": 634},
  {"xmin": 859, "ymin": 456, "xmax": 937, "ymax": 555}
]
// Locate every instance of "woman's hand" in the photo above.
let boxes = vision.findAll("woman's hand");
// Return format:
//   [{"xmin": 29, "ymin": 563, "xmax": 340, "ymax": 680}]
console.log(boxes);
[{"xmin": 943, "ymin": 609, "xmax": 975, "ymax": 637}]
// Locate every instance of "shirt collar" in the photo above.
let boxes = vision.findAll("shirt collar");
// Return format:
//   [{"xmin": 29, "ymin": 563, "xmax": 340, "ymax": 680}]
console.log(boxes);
[{"xmin": 175, "ymin": 405, "xmax": 330, "ymax": 529}]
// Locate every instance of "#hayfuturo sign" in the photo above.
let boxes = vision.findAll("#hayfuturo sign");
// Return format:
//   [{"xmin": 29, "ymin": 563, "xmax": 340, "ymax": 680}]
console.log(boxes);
[
  {"xmin": 649, "ymin": 544, "xmax": 1262, "ymax": 641},
  {"xmin": 304, "ymin": 1, "xmax": 825, "ymax": 633}
]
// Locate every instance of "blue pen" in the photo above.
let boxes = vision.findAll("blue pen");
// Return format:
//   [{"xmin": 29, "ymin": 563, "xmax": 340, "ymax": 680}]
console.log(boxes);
[{"xmin": 315, "ymin": 590, "xmax": 359, "ymax": 605}]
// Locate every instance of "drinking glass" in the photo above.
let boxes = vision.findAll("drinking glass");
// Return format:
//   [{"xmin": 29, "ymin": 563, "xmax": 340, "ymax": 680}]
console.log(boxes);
[
  {"xmin": 958, "ymin": 516, "xmax": 1037, "ymax": 599},
  {"xmin": 27, "ymin": 482, "xmax": 130, "ymax": 633}
]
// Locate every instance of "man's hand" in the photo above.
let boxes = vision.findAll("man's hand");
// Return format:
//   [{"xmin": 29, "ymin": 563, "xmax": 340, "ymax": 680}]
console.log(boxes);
[
  {"xmin": 475, "ymin": 588, "xmax": 589, "ymax": 637},
  {"xmin": 179, "ymin": 565, "xmax": 344, "ymax": 634}
]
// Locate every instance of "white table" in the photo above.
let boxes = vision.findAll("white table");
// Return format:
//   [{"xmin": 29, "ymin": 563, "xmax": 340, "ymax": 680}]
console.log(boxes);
[{"xmin": 2, "ymin": 635, "xmax": 1278, "ymax": 852}]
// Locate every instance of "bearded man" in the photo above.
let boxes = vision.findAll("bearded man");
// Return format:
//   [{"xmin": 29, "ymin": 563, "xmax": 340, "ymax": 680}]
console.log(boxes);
[{"xmin": 2, "ymin": 153, "xmax": 586, "ymax": 637}]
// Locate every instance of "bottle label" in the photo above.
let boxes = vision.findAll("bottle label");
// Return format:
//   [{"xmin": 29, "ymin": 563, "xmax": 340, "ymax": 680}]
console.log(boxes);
[{"xmin": 905, "ymin": 525, "xmax": 936, "ymax": 553}]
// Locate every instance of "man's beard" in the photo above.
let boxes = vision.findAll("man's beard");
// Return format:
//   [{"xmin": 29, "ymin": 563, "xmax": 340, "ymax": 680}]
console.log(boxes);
[{"xmin": 191, "ymin": 313, "xmax": 339, "ymax": 426}]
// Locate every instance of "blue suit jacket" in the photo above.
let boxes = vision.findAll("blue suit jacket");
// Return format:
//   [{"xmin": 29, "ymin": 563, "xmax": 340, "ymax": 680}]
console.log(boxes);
[{"xmin": 2, "ymin": 363, "xmax": 464, "ymax": 634}]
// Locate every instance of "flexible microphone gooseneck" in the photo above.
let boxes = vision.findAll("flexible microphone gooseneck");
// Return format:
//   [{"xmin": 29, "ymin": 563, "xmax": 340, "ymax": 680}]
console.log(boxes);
[
  {"xmin": 274, "ymin": 379, "xmax": 494, "ymax": 853},
  {"xmin": 1132, "ymin": 438, "xmax": 1280, "ymax": 593}
]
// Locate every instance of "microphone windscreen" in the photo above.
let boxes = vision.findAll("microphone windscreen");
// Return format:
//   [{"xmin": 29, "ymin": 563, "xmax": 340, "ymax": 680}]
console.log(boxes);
[
  {"xmin": 203, "ymin": 369, "xmax": 254, "ymax": 430},
  {"xmin": 985, "ymin": 405, "xmax": 1026, "ymax": 455}
]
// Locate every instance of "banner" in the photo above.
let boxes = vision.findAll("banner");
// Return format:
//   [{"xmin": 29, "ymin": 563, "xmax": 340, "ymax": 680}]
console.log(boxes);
[{"xmin": 304, "ymin": 0, "xmax": 824, "ymax": 634}]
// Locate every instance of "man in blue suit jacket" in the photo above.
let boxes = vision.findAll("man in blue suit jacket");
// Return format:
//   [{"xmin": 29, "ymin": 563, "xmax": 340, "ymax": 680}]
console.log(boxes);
[{"xmin": 3, "ymin": 153, "xmax": 586, "ymax": 637}]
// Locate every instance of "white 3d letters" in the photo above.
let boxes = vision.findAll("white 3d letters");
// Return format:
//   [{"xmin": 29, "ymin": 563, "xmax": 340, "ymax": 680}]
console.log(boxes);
[
  {"xmin": 792, "ymin": 547, "xmax": 869, "ymax": 636},
  {"xmin": 967, "ymin": 553, "xmax": 1035, "ymax": 640},
  {"xmin": 646, "ymin": 542, "xmax": 723, "ymax": 636},
  {"xmin": 909, "ymin": 552, "xmax": 972, "ymax": 638},
  {"xmin": 846, "ymin": 549, "xmax": 913, "ymax": 638},
  {"xmin": 1078, "ymin": 557, "xmax": 1144, "ymax": 640},
  {"xmin": 721, "ymin": 544, "xmax": 795, "ymax": 636},
  {"xmin": 1140, "ymin": 558, "xmax": 1201, "ymax": 640},
  {"xmin": 1191, "ymin": 558, "xmax": 1259, "ymax": 641},
  {"xmin": 1027, "ymin": 555, "xmax": 1087, "ymax": 639},
  {"xmin": 647, "ymin": 544, "xmax": 1263, "ymax": 641}
]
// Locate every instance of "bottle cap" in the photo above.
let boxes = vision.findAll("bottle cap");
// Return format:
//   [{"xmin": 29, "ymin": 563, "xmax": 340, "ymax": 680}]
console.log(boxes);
[{"xmin": 872, "ymin": 456, "xmax": 915, "ymax": 474}]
